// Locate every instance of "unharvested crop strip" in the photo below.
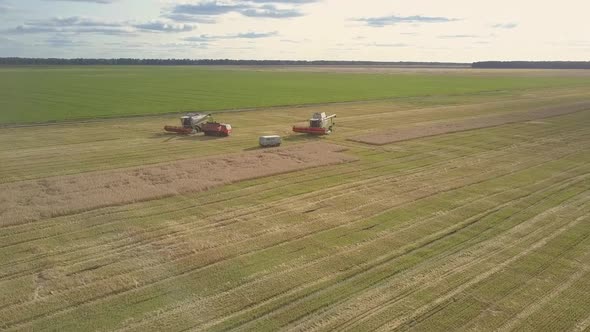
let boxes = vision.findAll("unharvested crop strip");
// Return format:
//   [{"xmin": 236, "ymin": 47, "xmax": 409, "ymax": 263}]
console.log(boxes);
[{"xmin": 350, "ymin": 102, "xmax": 590, "ymax": 145}]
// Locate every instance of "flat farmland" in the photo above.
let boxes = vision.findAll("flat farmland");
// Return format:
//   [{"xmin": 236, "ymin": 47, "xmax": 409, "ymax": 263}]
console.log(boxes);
[
  {"xmin": 1, "ymin": 66, "xmax": 589, "ymax": 124},
  {"xmin": 1, "ymin": 67, "xmax": 590, "ymax": 331}
]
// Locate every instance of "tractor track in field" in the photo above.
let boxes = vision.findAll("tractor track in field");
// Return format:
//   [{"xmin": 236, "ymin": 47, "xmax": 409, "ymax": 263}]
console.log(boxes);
[
  {"xmin": 573, "ymin": 312, "xmax": 590, "ymax": 332},
  {"xmin": 0, "ymin": 141, "xmax": 479, "ymax": 251},
  {"xmin": 1, "ymin": 91, "xmax": 590, "ymax": 330},
  {"xmin": 0, "ymin": 156, "xmax": 528, "ymax": 306},
  {"xmin": 399, "ymin": 223, "xmax": 590, "ymax": 332},
  {"xmin": 166, "ymin": 178, "xmax": 590, "ymax": 330},
  {"xmin": 0, "ymin": 130, "xmax": 588, "ymax": 304},
  {"xmin": 379, "ymin": 213, "xmax": 590, "ymax": 332},
  {"xmin": 1, "ymin": 118, "xmax": 580, "ymax": 242},
  {"xmin": 0, "ymin": 107, "xmax": 578, "ymax": 186},
  {"xmin": 2, "ymin": 140, "xmax": 586, "ymax": 330},
  {"xmin": 0, "ymin": 131, "xmax": 583, "ymax": 287},
  {"xmin": 0, "ymin": 109, "xmax": 580, "ymax": 187},
  {"xmin": 0, "ymin": 127, "xmax": 538, "ymax": 251},
  {"xmin": 290, "ymin": 184, "xmax": 588, "ymax": 329},
  {"xmin": 0, "ymin": 148, "xmax": 477, "ymax": 280},
  {"xmin": 1, "ymin": 92, "xmax": 588, "ymax": 183},
  {"xmin": 1, "ymin": 141, "xmax": 588, "ymax": 258},
  {"xmin": 319, "ymin": 190, "xmax": 590, "ymax": 332},
  {"xmin": 113, "ymin": 164, "xmax": 589, "ymax": 331},
  {"xmin": 465, "ymin": 253, "xmax": 590, "ymax": 332},
  {"xmin": 0, "ymin": 143, "xmax": 357, "ymax": 226},
  {"xmin": 213, "ymin": 181, "xmax": 590, "ymax": 332},
  {"xmin": 55, "ymin": 174, "xmax": 590, "ymax": 332}
]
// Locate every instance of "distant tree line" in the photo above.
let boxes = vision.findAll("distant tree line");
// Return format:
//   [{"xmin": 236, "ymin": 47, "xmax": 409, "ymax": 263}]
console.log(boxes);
[
  {"xmin": 3, "ymin": 58, "xmax": 587, "ymax": 69},
  {"xmin": 0, "ymin": 57, "xmax": 468, "ymax": 67},
  {"xmin": 473, "ymin": 61, "xmax": 590, "ymax": 69}
]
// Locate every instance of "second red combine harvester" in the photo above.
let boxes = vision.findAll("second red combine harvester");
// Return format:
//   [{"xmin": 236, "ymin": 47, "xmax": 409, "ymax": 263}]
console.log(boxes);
[
  {"xmin": 164, "ymin": 113, "xmax": 232, "ymax": 137},
  {"xmin": 292, "ymin": 112, "xmax": 336, "ymax": 135}
]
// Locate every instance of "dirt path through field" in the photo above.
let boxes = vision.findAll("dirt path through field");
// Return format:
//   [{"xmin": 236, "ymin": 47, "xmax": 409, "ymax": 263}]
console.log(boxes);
[
  {"xmin": 0, "ymin": 143, "xmax": 356, "ymax": 226},
  {"xmin": 350, "ymin": 101, "xmax": 590, "ymax": 145}
]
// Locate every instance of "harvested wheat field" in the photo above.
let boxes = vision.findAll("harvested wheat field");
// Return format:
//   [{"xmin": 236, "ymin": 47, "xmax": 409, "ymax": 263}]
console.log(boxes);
[
  {"xmin": 0, "ymin": 143, "xmax": 355, "ymax": 226},
  {"xmin": 1, "ymin": 67, "xmax": 590, "ymax": 331}
]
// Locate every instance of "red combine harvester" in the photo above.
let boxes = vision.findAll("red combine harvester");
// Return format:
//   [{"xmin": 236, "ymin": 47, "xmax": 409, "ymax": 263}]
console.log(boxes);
[
  {"xmin": 293, "ymin": 112, "xmax": 336, "ymax": 135},
  {"xmin": 164, "ymin": 113, "xmax": 232, "ymax": 137}
]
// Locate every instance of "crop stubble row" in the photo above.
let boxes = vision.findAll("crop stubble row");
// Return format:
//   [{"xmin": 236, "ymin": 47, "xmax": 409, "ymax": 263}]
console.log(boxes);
[{"xmin": 0, "ymin": 111, "xmax": 588, "ymax": 330}]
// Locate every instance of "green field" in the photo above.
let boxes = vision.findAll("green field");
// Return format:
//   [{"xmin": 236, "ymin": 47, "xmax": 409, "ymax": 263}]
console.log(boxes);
[
  {"xmin": 1, "ymin": 67, "xmax": 590, "ymax": 331},
  {"xmin": 1, "ymin": 66, "xmax": 589, "ymax": 124}
]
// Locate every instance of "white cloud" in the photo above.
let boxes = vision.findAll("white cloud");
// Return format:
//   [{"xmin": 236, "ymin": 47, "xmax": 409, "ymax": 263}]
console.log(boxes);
[{"xmin": 0, "ymin": 0, "xmax": 589, "ymax": 61}]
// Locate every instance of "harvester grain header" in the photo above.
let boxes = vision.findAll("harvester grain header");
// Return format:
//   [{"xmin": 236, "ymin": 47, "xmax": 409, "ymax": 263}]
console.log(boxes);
[
  {"xmin": 293, "ymin": 112, "xmax": 336, "ymax": 135},
  {"xmin": 164, "ymin": 113, "xmax": 232, "ymax": 137}
]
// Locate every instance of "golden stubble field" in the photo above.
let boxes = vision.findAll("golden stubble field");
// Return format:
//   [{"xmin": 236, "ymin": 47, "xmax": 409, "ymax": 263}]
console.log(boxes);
[{"xmin": 0, "ymin": 72, "xmax": 590, "ymax": 331}]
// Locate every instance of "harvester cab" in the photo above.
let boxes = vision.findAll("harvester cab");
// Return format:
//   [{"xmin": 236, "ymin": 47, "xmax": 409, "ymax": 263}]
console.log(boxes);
[
  {"xmin": 164, "ymin": 113, "xmax": 232, "ymax": 136},
  {"xmin": 293, "ymin": 112, "xmax": 336, "ymax": 135}
]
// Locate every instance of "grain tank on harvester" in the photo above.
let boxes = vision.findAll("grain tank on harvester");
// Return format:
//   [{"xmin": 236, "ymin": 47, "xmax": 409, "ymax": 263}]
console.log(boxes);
[
  {"xmin": 293, "ymin": 112, "xmax": 336, "ymax": 135},
  {"xmin": 164, "ymin": 113, "xmax": 232, "ymax": 137}
]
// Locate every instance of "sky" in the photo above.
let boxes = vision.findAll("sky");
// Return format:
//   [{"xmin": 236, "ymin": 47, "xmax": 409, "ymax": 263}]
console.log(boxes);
[{"xmin": 0, "ymin": 0, "xmax": 589, "ymax": 62}]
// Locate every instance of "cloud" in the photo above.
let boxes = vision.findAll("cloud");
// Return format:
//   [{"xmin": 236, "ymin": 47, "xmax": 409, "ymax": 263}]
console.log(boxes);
[
  {"xmin": 43, "ymin": 35, "xmax": 89, "ymax": 47},
  {"xmin": 492, "ymin": 22, "xmax": 518, "ymax": 29},
  {"xmin": 356, "ymin": 15, "xmax": 458, "ymax": 27},
  {"xmin": 7, "ymin": 17, "xmax": 132, "ymax": 35},
  {"xmin": 6, "ymin": 16, "xmax": 195, "ymax": 35},
  {"xmin": 235, "ymin": 31, "xmax": 278, "ymax": 38},
  {"xmin": 183, "ymin": 31, "xmax": 278, "ymax": 42},
  {"xmin": 438, "ymin": 34, "xmax": 479, "ymax": 39},
  {"xmin": 239, "ymin": 5, "xmax": 303, "ymax": 18},
  {"xmin": 166, "ymin": 0, "xmax": 310, "ymax": 22},
  {"xmin": 133, "ymin": 21, "xmax": 194, "ymax": 33},
  {"xmin": 42, "ymin": 0, "xmax": 119, "ymax": 3},
  {"xmin": 30, "ymin": 16, "xmax": 123, "ymax": 28},
  {"xmin": 164, "ymin": 14, "xmax": 216, "ymax": 24},
  {"xmin": 0, "ymin": 0, "xmax": 11, "ymax": 14},
  {"xmin": 368, "ymin": 42, "xmax": 409, "ymax": 47},
  {"xmin": 248, "ymin": 0, "xmax": 317, "ymax": 3},
  {"xmin": 171, "ymin": 2, "xmax": 248, "ymax": 16},
  {"xmin": 12, "ymin": 25, "xmax": 133, "ymax": 35},
  {"xmin": 0, "ymin": 36, "xmax": 19, "ymax": 45}
]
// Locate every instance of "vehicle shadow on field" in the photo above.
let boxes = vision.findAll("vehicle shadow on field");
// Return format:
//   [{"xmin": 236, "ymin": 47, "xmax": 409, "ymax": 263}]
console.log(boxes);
[
  {"xmin": 242, "ymin": 135, "xmax": 326, "ymax": 151},
  {"xmin": 283, "ymin": 134, "xmax": 327, "ymax": 143},
  {"xmin": 151, "ymin": 133, "xmax": 226, "ymax": 142}
]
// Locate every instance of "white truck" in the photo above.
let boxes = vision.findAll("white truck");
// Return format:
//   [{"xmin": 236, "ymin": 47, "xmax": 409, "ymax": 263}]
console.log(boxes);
[{"xmin": 259, "ymin": 135, "xmax": 282, "ymax": 147}]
